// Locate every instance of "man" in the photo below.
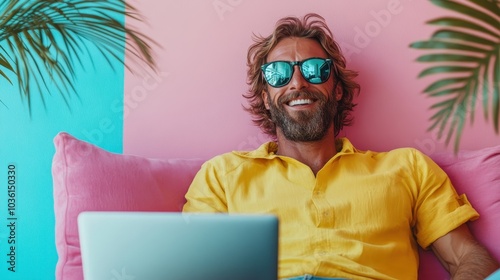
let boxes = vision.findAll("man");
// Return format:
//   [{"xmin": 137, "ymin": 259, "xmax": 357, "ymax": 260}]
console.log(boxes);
[{"xmin": 183, "ymin": 13, "xmax": 499, "ymax": 279}]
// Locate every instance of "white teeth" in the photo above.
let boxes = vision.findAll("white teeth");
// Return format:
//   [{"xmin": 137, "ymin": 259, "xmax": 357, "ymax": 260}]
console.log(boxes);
[{"xmin": 288, "ymin": 99, "xmax": 313, "ymax": 106}]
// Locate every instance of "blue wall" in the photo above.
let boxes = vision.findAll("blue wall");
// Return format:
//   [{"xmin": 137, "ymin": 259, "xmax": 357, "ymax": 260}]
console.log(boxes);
[{"xmin": 0, "ymin": 18, "xmax": 124, "ymax": 280}]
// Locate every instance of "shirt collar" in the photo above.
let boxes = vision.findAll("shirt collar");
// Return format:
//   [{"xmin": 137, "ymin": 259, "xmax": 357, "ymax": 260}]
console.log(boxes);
[{"xmin": 232, "ymin": 137, "xmax": 357, "ymax": 159}]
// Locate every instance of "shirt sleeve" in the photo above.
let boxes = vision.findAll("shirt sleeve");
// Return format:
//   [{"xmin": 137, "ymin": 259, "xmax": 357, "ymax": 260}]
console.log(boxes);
[
  {"xmin": 182, "ymin": 161, "xmax": 228, "ymax": 213},
  {"xmin": 412, "ymin": 149, "xmax": 479, "ymax": 249}
]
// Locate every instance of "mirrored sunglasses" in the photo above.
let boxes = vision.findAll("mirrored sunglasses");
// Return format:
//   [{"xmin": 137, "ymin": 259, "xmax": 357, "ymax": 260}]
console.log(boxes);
[{"xmin": 261, "ymin": 57, "xmax": 333, "ymax": 88}]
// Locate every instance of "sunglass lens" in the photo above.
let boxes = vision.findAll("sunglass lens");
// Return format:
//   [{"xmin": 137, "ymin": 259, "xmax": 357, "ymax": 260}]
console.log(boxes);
[
  {"xmin": 263, "ymin": 62, "xmax": 292, "ymax": 87},
  {"xmin": 301, "ymin": 58, "xmax": 331, "ymax": 84}
]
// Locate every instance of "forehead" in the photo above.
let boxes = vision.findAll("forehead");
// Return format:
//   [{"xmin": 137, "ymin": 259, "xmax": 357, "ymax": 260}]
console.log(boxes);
[{"xmin": 267, "ymin": 37, "xmax": 328, "ymax": 62}]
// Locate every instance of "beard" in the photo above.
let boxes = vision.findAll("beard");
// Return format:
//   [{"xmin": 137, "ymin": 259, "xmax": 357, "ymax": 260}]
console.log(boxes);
[{"xmin": 267, "ymin": 90, "xmax": 338, "ymax": 142}]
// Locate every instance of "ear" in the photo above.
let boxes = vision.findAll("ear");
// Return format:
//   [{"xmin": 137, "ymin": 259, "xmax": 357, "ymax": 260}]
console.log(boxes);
[
  {"xmin": 335, "ymin": 89, "xmax": 342, "ymax": 101},
  {"xmin": 334, "ymin": 83, "xmax": 342, "ymax": 101},
  {"xmin": 262, "ymin": 89, "xmax": 270, "ymax": 110}
]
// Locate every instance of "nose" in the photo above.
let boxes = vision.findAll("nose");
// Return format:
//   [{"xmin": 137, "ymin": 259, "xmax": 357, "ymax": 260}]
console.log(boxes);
[{"xmin": 288, "ymin": 65, "xmax": 308, "ymax": 90}]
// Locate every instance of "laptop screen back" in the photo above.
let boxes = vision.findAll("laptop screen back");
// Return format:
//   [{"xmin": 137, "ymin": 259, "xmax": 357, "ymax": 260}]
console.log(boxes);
[{"xmin": 78, "ymin": 212, "xmax": 278, "ymax": 280}]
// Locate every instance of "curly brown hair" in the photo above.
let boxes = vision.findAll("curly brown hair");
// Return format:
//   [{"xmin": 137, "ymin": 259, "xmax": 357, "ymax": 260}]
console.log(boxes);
[{"xmin": 244, "ymin": 13, "xmax": 360, "ymax": 138}]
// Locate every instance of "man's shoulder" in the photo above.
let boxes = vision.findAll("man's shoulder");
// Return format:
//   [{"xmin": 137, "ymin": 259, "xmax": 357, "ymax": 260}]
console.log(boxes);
[
  {"xmin": 201, "ymin": 141, "xmax": 275, "ymax": 171},
  {"xmin": 347, "ymin": 141, "xmax": 430, "ymax": 165},
  {"xmin": 377, "ymin": 147, "xmax": 441, "ymax": 173},
  {"xmin": 343, "ymin": 138, "xmax": 420, "ymax": 158}
]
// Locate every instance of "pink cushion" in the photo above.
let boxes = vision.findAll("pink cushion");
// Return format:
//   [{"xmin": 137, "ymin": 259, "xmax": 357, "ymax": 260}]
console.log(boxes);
[
  {"xmin": 52, "ymin": 132, "xmax": 204, "ymax": 280},
  {"xmin": 418, "ymin": 145, "xmax": 500, "ymax": 280}
]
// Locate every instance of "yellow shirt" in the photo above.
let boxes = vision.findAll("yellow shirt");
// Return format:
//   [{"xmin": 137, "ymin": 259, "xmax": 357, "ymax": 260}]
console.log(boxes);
[{"xmin": 183, "ymin": 138, "xmax": 479, "ymax": 279}]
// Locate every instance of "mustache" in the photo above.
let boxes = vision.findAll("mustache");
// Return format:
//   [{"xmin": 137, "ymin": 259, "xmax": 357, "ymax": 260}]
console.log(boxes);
[{"xmin": 278, "ymin": 90, "xmax": 328, "ymax": 104}]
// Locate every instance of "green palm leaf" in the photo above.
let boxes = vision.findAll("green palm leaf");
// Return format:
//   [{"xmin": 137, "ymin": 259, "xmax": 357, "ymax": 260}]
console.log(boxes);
[
  {"xmin": 0, "ymin": 0, "xmax": 158, "ymax": 115},
  {"xmin": 418, "ymin": 66, "xmax": 474, "ymax": 78},
  {"xmin": 427, "ymin": 17, "xmax": 498, "ymax": 38},
  {"xmin": 430, "ymin": 0, "xmax": 499, "ymax": 30},
  {"xmin": 424, "ymin": 77, "xmax": 471, "ymax": 93},
  {"xmin": 410, "ymin": 0, "xmax": 500, "ymax": 153}
]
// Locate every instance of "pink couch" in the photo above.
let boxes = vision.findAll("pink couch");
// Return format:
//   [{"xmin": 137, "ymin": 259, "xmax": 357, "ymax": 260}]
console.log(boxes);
[{"xmin": 52, "ymin": 132, "xmax": 500, "ymax": 280}]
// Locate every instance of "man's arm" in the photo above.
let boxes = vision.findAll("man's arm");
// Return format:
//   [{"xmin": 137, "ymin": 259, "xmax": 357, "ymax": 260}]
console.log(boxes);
[
  {"xmin": 183, "ymin": 162, "xmax": 228, "ymax": 213},
  {"xmin": 431, "ymin": 224, "xmax": 499, "ymax": 280}
]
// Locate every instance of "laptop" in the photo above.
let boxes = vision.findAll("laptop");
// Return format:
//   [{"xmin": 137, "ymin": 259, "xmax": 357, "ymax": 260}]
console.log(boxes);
[{"xmin": 78, "ymin": 211, "xmax": 279, "ymax": 280}]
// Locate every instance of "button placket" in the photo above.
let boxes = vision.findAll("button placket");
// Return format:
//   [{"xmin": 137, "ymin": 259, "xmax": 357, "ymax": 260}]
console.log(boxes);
[{"xmin": 312, "ymin": 182, "xmax": 334, "ymax": 228}]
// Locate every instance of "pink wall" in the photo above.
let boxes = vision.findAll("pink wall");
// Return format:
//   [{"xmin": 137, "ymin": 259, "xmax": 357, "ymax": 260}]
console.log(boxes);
[{"xmin": 124, "ymin": 0, "xmax": 499, "ymax": 159}]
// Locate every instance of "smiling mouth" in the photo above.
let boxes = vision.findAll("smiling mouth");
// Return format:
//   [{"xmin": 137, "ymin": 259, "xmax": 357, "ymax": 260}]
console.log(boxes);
[{"xmin": 287, "ymin": 98, "xmax": 315, "ymax": 107}]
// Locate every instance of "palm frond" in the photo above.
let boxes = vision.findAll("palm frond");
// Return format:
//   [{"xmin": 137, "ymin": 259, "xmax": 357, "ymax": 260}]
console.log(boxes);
[
  {"xmin": 430, "ymin": 0, "xmax": 499, "ymax": 30},
  {"xmin": 410, "ymin": 0, "xmax": 500, "ymax": 153},
  {"xmin": 0, "ymin": 48, "xmax": 13, "ymax": 83},
  {"xmin": 0, "ymin": 0, "xmax": 158, "ymax": 115},
  {"xmin": 427, "ymin": 17, "xmax": 498, "ymax": 38}
]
